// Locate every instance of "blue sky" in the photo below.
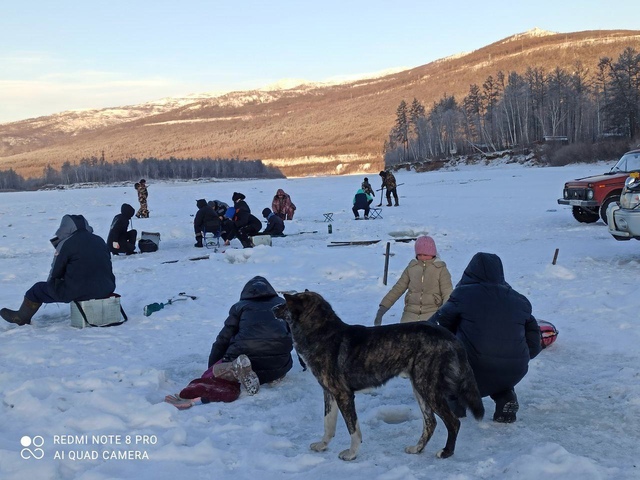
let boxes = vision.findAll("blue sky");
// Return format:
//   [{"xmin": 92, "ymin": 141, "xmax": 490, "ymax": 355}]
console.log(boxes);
[{"xmin": 1, "ymin": 0, "xmax": 639, "ymax": 123}]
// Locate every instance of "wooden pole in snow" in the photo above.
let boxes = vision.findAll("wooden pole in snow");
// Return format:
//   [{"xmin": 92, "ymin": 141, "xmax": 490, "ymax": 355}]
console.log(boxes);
[
  {"xmin": 383, "ymin": 242, "xmax": 391, "ymax": 285},
  {"xmin": 552, "ymin": 248, "xmax": 559, "ymax": 265}
]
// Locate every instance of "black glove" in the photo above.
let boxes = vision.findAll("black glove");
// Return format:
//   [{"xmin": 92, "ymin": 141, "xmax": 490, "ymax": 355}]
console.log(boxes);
[{"xmin": 374, "ymin": 306, "xmax": 389, "ymax": 326}]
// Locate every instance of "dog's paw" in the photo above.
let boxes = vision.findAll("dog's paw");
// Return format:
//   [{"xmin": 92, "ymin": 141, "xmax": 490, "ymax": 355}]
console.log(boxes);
[
  {"xmin": 310, "ymin": 441, "xmax": 328, "ymax": 452},
  {"xmin": 436, "ymin": 448, "xmax": 454, "ymax": 459},
  {"xmin": 338, "ymin": 448, "xmax": 357, "ymax": 461},
  {"xmin": 404, "ymin": 445, "xmax": 423, "ymax": 454}
]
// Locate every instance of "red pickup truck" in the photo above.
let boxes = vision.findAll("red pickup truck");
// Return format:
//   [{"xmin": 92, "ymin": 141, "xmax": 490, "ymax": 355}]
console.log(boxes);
[{"xmin": 557, "ymin": 149, "xmax": 640, "ymax": 224}]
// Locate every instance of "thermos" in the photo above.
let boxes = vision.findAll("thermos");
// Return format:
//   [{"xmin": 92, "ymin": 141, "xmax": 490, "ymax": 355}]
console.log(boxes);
[{"xmin": 328, "ymin": 223, "xmax": 332, "ymax": 234}]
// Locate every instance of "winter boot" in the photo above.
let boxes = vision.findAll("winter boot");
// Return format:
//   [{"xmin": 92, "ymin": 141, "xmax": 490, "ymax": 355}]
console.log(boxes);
[
  {"xmin": 194, "ymin": 234, "xmax": 203, "ymax": 248},
  {"xmin": 213, "ymin": 356, "xmax": 260, "ymax": 395},
  {"xmin": 212, "ymin": 362, "xmax": 238, "ymax": 382},
  {"xmin": 1, "ymin": 297, "xmax": 42, "ymax": 326},
  {"xmin": 492, "ymin": 389, "xmax": 519, "ymax": 423},
  {"xmin": 232, "ymin": 354, "xmax": 260, "ymax": 395}
]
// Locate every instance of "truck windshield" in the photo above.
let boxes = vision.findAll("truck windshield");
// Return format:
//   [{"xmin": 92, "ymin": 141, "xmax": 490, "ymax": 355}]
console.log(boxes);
[{"xmin": 611, "ymin": 152, "xmax": 640, "ymax": 173}]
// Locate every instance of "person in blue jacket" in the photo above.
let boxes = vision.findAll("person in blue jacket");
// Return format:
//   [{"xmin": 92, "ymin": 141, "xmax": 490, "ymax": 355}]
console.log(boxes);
[
  {"xmin": 352, "ymin": 188, "xmax": 373, "ymax": 219},
  {"xmin": 428, "ymin": 252, "xmax": 541, "ymax": 423}
]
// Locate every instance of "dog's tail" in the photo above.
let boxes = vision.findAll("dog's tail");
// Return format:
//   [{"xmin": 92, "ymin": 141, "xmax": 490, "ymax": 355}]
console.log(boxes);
[{"xmin": 453, "ymin": 348, "xmax": 485, "ymax": 421}]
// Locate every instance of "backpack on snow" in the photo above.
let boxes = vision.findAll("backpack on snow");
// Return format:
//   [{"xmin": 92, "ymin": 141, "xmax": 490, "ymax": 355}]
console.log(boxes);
[
  {"xmin": 138, "ymin": 231, "xmax": 160, "ymax": 253},
  {"xmin": 138, "ymin": 239, "xmax": 158, "ymax": 253}
]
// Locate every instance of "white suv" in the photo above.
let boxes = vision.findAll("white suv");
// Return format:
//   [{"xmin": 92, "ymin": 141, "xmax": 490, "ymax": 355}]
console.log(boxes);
[{"xmin": 607, "ymin": 172, "xmax": 640, "ymax": 241}]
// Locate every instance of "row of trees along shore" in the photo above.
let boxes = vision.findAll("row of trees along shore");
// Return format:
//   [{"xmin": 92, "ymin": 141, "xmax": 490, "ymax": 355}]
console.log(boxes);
[
  {"xmin": 384, "ymin": 47, "xmax": 640, "ymax": 166},
  {"xmin": 0, "ymin": 157, "xmax": 283, "ymax": 191}
]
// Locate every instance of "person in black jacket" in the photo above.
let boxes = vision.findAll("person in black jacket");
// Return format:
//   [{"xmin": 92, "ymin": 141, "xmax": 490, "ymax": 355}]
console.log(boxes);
[
  {"xmin": 260, "ymin": 208, "xmax": 285, "ymax": 236},
  {"xmin": 208, "ymin": 276, "xmax": 293, "ymax": 382},
  {"xmin": 1, "ymin": 214, "xmax": 116, "ymax": 326},
  {"xmin": 428, "ymin": 252, "xmax": 541, "ymax": 423},
  {"xmin": 165, "ymin": 276, "xmax": 294, "ymax": 409},
  {"xmin": 231, "ymin": 192, "xmax": 261, "ymax": 248},
  {"xmin": 194, "ymin": 199, "xmax": 221, "ymax": 248},
  {"xmin": 107, "ymin": 203, "xmax": 137, "ymax": 255}
]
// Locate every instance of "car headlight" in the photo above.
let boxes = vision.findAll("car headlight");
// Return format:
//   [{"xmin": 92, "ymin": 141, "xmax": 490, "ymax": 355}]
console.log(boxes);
[
  {"xmin": 563, "ymin": 189, "xmax": 569, "ymax": 199},
  {"xmin": 586, "ymin": 189, "xmax": 594, "ymax": 200}
]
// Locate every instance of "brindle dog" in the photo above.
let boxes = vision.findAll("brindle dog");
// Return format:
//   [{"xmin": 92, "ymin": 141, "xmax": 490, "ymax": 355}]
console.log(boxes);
[{"xmin": 273, "ymin": 291, "xmax": 484, "ymax": 461}]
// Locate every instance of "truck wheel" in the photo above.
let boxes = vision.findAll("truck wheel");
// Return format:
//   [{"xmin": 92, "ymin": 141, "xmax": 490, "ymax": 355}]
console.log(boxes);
[
  {"xmin": 572, "ymin": 206, "xmax": 599, "ymax": 223},
  {"xmin": 599, "ymin": 195, "xmax": 620, "ymax": 225}
]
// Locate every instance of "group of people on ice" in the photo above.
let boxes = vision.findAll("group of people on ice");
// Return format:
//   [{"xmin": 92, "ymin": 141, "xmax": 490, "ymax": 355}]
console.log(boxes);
[
  {"xmin": 1, "ymin": 169, "xmax": 546, "ymax": 427},
  {"xmin": 192, "ymin": 189, "xmax": 296, "ymax": 249},
  {"xmin": 352, "ymin": 170, "xmax": 400, "ymax": 219}
]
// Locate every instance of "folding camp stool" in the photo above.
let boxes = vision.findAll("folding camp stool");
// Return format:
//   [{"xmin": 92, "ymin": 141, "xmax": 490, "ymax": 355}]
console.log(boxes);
[
  {"xmin": 369, "ymin": 208, "xmax": 383, "ymax": 219},
  {"xmin": 323, "ymin": 213, "xmax": 334, "ymax": 222},
  {"xmin": 203, "ymin": 226, "xmax": 222, "ymax": 249}
]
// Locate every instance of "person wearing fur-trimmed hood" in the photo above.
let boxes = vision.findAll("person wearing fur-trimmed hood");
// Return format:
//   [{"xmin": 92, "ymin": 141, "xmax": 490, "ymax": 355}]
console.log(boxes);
[
  {"xmin": 1, "ymin": 214, "xmax": 116, "ymax": 326},
  {"xmin": 374, "ymin": 235, "xmax": 452, "ymax": 324}
]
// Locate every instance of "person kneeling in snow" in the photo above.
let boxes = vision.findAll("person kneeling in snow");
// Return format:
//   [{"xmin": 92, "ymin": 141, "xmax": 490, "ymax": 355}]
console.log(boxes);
[
  {"xmin": 165, "ymin": 276, "xmax": 293, "ymax": 409},
  {"xmin": 107, "ymin": 203, "xmax": 137, "ymax": 255},
  {"xmin": 1, "ymin": 214, "xmax": 116, "ymax": 326},
  {"xmin": 260, "ymin": 208, "xmax": 285, "ymax": 236},
  {"xmin": 428, "ymin": 252, "xmax": 542, "ymax": 423}
]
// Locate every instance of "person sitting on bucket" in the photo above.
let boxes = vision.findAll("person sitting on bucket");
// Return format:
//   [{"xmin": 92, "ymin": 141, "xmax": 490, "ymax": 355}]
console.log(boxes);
[
  {"xmin": 1, "ymin": 214, "xmax": 116, "ymax": 326},
  {"xmin": 194, "ymin": 199, "xmax": 221, "ymax": 248}
]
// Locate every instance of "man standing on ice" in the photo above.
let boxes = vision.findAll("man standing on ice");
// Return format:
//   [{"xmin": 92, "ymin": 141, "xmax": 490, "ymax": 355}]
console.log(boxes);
[{"xmin": 1, "ymin": 214, "xmax": 116, "ymax": 326}]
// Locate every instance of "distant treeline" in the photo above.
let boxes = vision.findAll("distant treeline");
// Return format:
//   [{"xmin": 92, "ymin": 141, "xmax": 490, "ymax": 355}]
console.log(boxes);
[
  {"xmin": 385, "ymin": 47, "xmax": 640, "ymax": 166},
  {"xmin": 0, "ymin": 156, "xmax": 284, "ymax": 191}
]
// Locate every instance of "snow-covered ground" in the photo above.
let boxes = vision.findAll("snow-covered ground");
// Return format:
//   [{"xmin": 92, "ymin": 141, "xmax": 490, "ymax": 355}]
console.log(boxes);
[{"xmin": 1, "ymin": 162, "xmax": 639, "ymax": 480}]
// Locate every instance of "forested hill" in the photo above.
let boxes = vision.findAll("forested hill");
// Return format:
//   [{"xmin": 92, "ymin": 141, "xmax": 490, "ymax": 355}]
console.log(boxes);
[{"xmin": 1, "ymin": 28, "xmax": 639, "ymax": 178}]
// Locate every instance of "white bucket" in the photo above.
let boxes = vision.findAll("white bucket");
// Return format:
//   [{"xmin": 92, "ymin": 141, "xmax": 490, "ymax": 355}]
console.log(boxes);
[
  {"xmin": 70, "ymin": 295, "xmax": 125, "ymax": 328},
  {"xmin": 251, "ymin": 235, "xmax": 272, "ymax": 247}
]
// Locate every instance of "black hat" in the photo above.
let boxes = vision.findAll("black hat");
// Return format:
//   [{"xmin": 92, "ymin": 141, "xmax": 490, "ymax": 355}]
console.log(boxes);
[
  {"xmin": 262, "ymin": 208, "xmax": 271, "ymax": 218},
  {"xmin": 379, "ymin": 171, "xmax": 386, "ymax": 177},
  {"xmin": 232, "ymin": 192, "xmax": 246, "ymax": 202},
  {"xmin": 196, "ymin": 199, "xmax": 207, "ymax": 208},
  {"xmin": 364, "ymin": 177, "xmax": 369, "ymax": 182},
  {"xmin": 140, "ymin": 178, "xmax": 146, "ymax": 183}
]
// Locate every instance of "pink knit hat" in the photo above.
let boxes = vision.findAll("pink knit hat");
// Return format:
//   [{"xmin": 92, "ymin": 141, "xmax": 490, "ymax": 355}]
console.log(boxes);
[{"xmin": 415, "ymin": 235, "xmax": 437, "ymax": 257}]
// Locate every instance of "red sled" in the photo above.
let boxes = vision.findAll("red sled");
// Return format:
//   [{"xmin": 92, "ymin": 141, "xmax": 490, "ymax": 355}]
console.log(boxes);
[{"xmin": 537, "ymin": 319, "xmax": 559, "ymax": 349}]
